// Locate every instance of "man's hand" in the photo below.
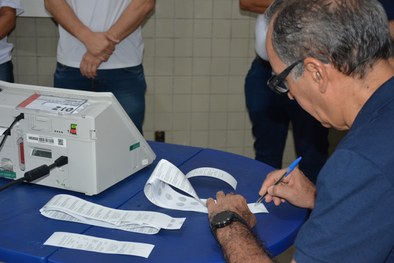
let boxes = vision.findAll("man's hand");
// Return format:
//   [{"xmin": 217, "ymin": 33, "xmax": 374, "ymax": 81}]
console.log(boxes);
[
  {"xmin": 207, "ymin": 191, "xmax": 256, "ymax": 228},
  {"xmin": 82, "ymin": 31, "xmax": 119, "ymax": 62},
  {"xmin": 259, "ymin": 167, "xmax": 316, "ymax": 209},
  {"xmin": 80, "ymin": 52, "xmax": 102, "ymax": 79}
]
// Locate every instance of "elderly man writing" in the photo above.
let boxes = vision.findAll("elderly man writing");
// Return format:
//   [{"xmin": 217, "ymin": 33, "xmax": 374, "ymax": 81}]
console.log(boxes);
[{"xmin": 207, "ymin": 0, "xmax": 394, "ymax": 262}]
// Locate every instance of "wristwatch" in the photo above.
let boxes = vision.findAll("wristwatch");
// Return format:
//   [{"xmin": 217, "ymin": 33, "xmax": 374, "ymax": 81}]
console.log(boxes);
[{"xmin": 210, "ymin": 211, "xmax": 249, "ymax": 235}]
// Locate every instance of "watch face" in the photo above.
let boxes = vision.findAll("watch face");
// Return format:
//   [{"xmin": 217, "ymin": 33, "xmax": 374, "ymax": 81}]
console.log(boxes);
[{"xmin": 212, "ymin": 211, "xmax": 235, "ymax": 229}]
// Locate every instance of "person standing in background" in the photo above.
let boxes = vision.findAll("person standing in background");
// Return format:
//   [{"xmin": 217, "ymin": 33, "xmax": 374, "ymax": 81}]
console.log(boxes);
[
  {"xmin": 44, "ymin": 0, "xmax": 155, "ymax": 133},
  {"xmin": 0, "ymin": 0, "xmax": 23, "ymax": 82},
  {"xmin": 240, "ymin": 0, "xmax": 329, "ymax": 183}
]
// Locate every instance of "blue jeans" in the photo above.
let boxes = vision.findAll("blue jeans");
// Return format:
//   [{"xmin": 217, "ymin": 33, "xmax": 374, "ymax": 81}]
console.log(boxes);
[
  {"xmin": 54, "ymin": 63, "xmax": 146, "ymax": 133},
  {"xmin": 0, "ymin": 61, "xmax": 14, "ymax": 82},
  {"xmin": 245, "ymin": 57, "xmax": 329, "ymax": 183}
]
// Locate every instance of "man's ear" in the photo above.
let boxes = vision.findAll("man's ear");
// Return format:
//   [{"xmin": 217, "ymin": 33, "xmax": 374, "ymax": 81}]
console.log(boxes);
[{"xmin": 303, "ymin": 57, "xmax": 328, "ymax": 93}]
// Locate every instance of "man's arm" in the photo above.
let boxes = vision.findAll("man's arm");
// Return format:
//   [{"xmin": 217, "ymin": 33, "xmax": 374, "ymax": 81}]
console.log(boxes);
[
  {"xmin": 215, "ymin": 222, "xmax": 272, "ymax": 263},
  {"xmin": 239, "ymin": 0, "xmax": 273, "ymax": 13},
  {"xmin": 107, "ymin": 0, "xmax": 155, "ymax": 42},
  {"xmin": 0, "ymin": 7, "xmax": 16, "ymax": 40},
  {"xmin": 207, "ymin": 192, "xmax": 273, "ymax": 263},
  {"xmin": 44, "ymin": 0, "xmax": 117, "ymax": 61}
]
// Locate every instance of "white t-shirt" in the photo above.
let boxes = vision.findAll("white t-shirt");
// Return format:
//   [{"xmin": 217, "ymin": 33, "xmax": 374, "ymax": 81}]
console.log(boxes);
[
  {"xmin": 0, "ymin": 0, "xmax": 23, "ymax": 64},
  {"xmin": 57, "ymin": 0, "xmax": 144, "ymax": 69},
  {"xmin": 255, "ymin": 13, "xmax": 269, "ymax": 61}
]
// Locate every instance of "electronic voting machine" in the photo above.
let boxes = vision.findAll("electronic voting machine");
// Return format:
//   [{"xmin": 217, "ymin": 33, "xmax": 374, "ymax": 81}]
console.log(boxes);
[{"xmin": 0, "ymin": 80, "xmax": 156, "ymax": 195}]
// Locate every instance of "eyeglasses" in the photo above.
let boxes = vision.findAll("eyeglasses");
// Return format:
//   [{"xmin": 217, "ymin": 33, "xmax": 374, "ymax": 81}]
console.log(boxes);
[{"xmin": 267, "ymin": 60, "xmax": 303, "ymax": 95}]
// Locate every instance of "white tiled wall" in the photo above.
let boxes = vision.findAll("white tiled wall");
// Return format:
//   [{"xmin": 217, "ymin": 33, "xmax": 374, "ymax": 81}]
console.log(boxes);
[
  {"xmin": 9, "ymin": 0, "xmax": 344, "ymax": 166},
  {"xmin": 142, "ymin": 0, "xmax": 256, "ymax": 158}
]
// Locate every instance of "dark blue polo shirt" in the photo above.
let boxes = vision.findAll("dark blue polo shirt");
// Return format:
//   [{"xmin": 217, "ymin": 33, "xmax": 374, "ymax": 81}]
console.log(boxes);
[{"xmin": 294, "ymin": 77, "xmax": 394, "ymax": 262}]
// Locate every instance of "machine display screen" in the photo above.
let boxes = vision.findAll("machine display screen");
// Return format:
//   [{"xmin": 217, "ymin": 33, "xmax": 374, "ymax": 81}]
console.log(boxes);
[{"xmin": 31, "ymin": 148, "xmax": 52, "ymax": 159}]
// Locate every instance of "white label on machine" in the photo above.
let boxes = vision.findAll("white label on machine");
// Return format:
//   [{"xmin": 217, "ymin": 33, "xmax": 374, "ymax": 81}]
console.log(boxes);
[
  {"xmin": 26, "ymin": 133, "xmax": 67, "ymax": 147},
  {"xmin": 17, "ymin": 93, "xmax": 87, "ymax": 115}
]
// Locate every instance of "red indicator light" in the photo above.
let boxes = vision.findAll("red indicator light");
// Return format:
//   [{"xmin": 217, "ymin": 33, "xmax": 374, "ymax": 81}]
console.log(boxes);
[{"xmin": 70, "ymin": 124, "xmax": 77, "ymax": 135}]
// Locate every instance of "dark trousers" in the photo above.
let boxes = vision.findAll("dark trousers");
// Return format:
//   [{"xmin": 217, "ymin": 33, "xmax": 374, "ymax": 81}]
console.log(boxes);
[
  {"xmin": 0, "ymin": 61, "xmax": 14, "ymax": 82},
  {"xmin": 245, "ymin": 57, "xmax": 329, "ymax": 183}
]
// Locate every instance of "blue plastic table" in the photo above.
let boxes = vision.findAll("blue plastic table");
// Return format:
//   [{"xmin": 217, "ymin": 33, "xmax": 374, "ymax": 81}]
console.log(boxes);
[{"xmin": 0, "ymin": 142, "xmax": 308, "ymax": 262}]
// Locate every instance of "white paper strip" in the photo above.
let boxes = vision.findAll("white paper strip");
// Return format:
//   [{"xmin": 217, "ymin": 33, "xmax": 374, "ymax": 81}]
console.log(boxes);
[
  {"xmin": 40, "ymin": 194, "xmax": 185, "ymax": 234},
  {"xmin": 44, "ymin": 232, "xmax": 154, "ymax": 258}
]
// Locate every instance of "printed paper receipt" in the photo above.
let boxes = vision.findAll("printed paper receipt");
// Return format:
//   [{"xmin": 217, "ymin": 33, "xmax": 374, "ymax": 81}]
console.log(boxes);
[
  {"xmin": 44, "ymin": 232, "xmax": 154, "ymax": 258},
  {"xmin": 144, "ymin": 159, "xmax": 268, "ymax": 214},
  {"xmin": 40, "ymin": 194, "xmax": 185, "ymax": 235}
]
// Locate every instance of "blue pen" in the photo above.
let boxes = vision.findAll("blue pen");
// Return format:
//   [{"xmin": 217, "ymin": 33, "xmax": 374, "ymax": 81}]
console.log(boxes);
[{"xmin": 255, "ymin": 156, "xmax": 302, "ymax": 204}]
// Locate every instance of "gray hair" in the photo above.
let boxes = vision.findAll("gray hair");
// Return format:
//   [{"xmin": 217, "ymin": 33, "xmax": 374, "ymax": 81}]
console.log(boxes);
[{"xmin": 267, "ymin": 0, "xmax": 393, "ymax": 79}]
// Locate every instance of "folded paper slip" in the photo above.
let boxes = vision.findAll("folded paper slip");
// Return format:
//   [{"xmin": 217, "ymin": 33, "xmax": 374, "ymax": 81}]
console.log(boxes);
[{"xmin": 144, "ymin": 159, "xmax": 268, "ymax": 213}]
